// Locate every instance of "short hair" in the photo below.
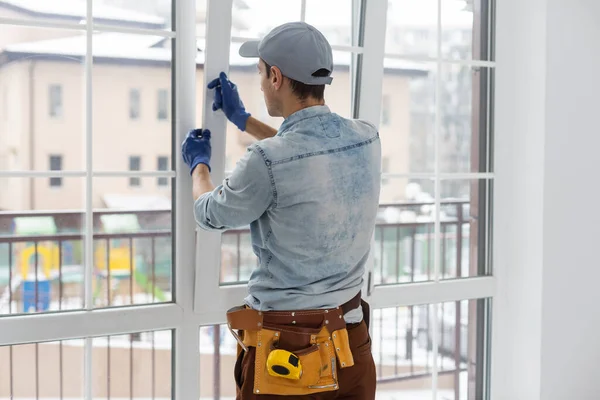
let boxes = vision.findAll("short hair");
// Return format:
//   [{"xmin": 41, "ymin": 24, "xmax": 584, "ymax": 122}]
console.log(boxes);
[{"xmin": 263, "ymin": 60, "xmax": 328, "ymax": 101}]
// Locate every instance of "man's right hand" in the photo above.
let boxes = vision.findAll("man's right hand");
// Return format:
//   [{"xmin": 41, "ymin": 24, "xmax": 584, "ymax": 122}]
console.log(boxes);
[{"xmin": 207, "ymin": 72, "xmax": 251, "ymax": 131}]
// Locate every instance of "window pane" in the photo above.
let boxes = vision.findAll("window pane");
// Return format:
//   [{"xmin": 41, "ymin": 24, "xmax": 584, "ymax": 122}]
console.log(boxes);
[
  {"xmin": 49, "ymin": 84, "xmax": 63, "ymax": 118},
  {"xmin": 157, "ymin": 156, "xmax": 169, "ymax": 187},
  {"xmin": 231, "ymin": 0, "xmax": 301, "ymax": 38},
  {"xmin": 93, "ymin": 0, "xmax": 172, "ymax": 31},
  {"xmin": 376, "ymin": 178, "xmax": 435, "ymax": 285},
  {"xmin": 374, "ymin": 305, "xmax": 435, "ymax": 397},
  {"xmin": 128, "ymin": 156, "xmax": 141, "ymax": 187},
  {"xmin": 440, "ymin": 65, "xmax": 491, "ymax": 173},
  {"xmin": 382, "ymin": 60, "xmax": 435, "ymax": 174},
  {"xmin": 0, "ymin": 178, "xmax": 84, "ymax": 316},
  {"xmin": 439, "ymin": 179, "xmax": 491, "ymax": 279},
  {"xmin": 157, "ymin": 88, "xmax": 169, "ymax": 121},
  {"xmin": 129, "ymin": 88, "xmax": 141, "ymax": 120},
  {"xmin": 92, "ymin": 330, "xmax": 173, "ymax": 399},
  {"xmin": 385, "ymin": 0, "xmax": 438, "ymax": 57},
  {"xmin": 92, "ymin": 178, "xmax": 172, "ymax": 308},
  {"xmin": 305, "ymin": 0, "xmax": 353, "ymax": 46},
  {"xmin": 442, "ymin": 0, "xmax": 493, "ymax": 61},
  {"xmin": 0, "ymin": 339, "xmax": 83, "ymax": 398},
  {"xmin": 435, "ymin": 299, "xmax": 490, "ymax": 399},
  {"xmin": 49, "ymin": 155, "xmax": 63, "ymax": 188},
  {"xmin": 0, "ymin": 26, "xmax": 84, "ymax": 171},
  {"xmin": 199, "ymin": 324, "xmax": 238, "ymax": 398},
  {"xmin": 92, "ymin": 34, "xmax": 172, "ymax": 171}
]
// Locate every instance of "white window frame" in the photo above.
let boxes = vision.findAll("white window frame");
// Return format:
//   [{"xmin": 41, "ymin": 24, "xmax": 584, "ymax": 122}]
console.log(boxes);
[{"xmin": 0, "ymin": 1, "xmax": 497, "ymax": 399}]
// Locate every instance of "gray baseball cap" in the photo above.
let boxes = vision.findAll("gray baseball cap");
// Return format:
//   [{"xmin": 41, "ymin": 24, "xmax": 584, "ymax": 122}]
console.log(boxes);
[{"xmin": 239, "ymin": 22, "xmax": 333, "ymax": 85}]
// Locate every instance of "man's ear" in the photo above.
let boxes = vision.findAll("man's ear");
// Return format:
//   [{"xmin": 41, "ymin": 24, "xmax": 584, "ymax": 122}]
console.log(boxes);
[{"xmin": 271, "ymin": 66, "xmax": 284, "ymax": 90}]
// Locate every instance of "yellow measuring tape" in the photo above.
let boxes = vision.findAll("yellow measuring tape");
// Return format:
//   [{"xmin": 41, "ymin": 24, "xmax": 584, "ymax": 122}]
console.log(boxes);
[{"xmin": 266, "ymin": 349, "xmax": 303, "ymax": 380}]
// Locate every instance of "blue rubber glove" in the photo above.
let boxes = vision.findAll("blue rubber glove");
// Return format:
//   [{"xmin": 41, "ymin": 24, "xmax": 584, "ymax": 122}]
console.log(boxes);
[
  {"xmin": 181, "ymin": 129, "xmax": 211, "ymax": 174},
  {"xmin": 207, "ymin": 72, "xmax": 251, "ymax": 131}
]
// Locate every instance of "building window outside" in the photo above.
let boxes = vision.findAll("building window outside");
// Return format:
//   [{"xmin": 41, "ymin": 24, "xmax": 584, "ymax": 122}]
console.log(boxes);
[
  {"xmin": 157, "ymin": 89, "xmax": 168, "ymax": 120},
  {"xmin": 130, "ymin": 88, "xmax": 141, "ymax": 119},
  {"xmin": 381, "ymin": 94, "xmax": 391, "ymax": 126},
  {"xmin": 49, "ymin": 155, "xmax": 63, "ymax": 187},
  {"xmin": 129, "ymin": 156, "xmax": 141, "ymax": 187},
  {"xmin": 157, "ymin": 156, "xmax": 169, "ymax": 187},
  {"xmin": 49, "ymin": 84, "xmax": 63, "ymax": 118}
]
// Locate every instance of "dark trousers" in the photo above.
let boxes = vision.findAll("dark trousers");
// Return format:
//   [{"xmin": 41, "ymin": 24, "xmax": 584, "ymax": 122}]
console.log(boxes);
[{"xmin": 234, "ymin": 320, "xmax": 376, "ymax": 399}]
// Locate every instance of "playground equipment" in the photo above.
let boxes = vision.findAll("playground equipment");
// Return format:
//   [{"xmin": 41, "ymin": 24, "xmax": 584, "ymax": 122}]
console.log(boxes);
[
  {"xmin": 0, "ymin": 213, "xmax": 170, "ymax": 311},
  {"xmin": 94, "ymin": 214, "xmax": 138, "ymax": 276}
]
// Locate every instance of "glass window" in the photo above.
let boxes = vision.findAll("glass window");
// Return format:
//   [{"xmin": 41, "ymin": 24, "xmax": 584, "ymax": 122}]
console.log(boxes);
[
  {"xmin": 92, "ymin": 330, "xmax": 173, "ymax": 398},
  {"xmin": 0, "ymin": 177, "xmax": 85, "ymax": 315},
  {"xmin": 373, "ymin": 299, "xmax": 490, "ymax": 398},
  {"xmin": 157, "ymin": 89, "xmax": 169, "ymax": 121},
  {"xmin": 92, "ymin": 177, "xmax": 173, "ymax": 308},
  {"xmin": 381, "ymin": 61, "xmax": 436, "ymax": 175},
  {"xmin": 157, "ymin": 156, "xmax": 168, "ymax": 187},
  {"xmin": 129, "ymin": 88, "xmax": 141, "ymax": 120},
  {"xmin": 129, "ymin": 156, "xmax": 141, "ymax": 187},
  {"xmin": 0, "ymin": 339, "xmax": 83, "ymax": 398},
  {"xmin": 49, "ymin": 155, "xmax": 63, "ymax": 188},
  {"xmin": 49, "ymin": 85, "xmax": 63, "ymax": 118},
  {"xmin": 385, "ymin": 0, "xmax": 438, "ymax": 57}
]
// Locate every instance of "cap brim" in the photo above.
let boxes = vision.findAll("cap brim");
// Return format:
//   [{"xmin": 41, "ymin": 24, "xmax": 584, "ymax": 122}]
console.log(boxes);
[{"xmin": 239, "ymin": 40, "xmax": 260, "ymax": 58}]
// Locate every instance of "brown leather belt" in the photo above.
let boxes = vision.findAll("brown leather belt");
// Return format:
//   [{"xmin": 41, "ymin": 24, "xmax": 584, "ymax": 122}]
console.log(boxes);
[{"xmin": 226, "ymin": 291, "xmax": 362, "ymax": 351}]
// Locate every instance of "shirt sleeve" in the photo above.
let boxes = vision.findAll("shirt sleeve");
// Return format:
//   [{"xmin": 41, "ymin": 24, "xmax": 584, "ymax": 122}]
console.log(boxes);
[{"xmin": 194, "ymin": 146, "xmax": 274, "ymax": 232}]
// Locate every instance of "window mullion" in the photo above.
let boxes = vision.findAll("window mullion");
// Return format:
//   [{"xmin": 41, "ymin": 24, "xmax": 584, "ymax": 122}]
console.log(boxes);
[
  {"xmin": 173, "ymin": 0, "xmax": 200, "ymax": 398},
  {"xmin": 193, "ymin": 0, "xmax": 234, "ymax": 316},
  {"xmin": 354, "ymin": 0, "xmax": 387, "ymax": 304},
  {"xmin": 84, "ymin": 2, "xmax": 94, "ymax": 399}
]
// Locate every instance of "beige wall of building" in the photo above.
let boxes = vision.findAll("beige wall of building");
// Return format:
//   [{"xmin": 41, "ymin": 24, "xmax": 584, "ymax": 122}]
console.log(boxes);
[{"xmin": 0, "ymin": 55, "xmax": 412, "ymax": 211}]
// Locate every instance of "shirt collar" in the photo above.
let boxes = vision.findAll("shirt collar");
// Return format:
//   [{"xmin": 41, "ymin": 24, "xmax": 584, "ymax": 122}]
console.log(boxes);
[{"xmin": 278, "ymin": 105, "xmax": 331, "ymax": 134}]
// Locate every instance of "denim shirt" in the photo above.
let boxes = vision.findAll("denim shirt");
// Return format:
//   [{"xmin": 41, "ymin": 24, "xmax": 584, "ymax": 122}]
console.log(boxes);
[{"xmin": 194, "ymin": 105, "xmax": 381, "ymax": 323}]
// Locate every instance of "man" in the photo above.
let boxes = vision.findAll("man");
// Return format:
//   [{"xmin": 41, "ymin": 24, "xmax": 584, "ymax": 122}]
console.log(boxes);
[{"xmin": 182, "ymin": 22, "xmax": 381, "ymax": 399}]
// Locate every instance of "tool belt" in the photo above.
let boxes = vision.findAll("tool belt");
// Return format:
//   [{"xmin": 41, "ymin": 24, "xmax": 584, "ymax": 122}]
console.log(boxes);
[{"xmin": 226, "ymin": 292, "xmax": 363, "ymax": 396}]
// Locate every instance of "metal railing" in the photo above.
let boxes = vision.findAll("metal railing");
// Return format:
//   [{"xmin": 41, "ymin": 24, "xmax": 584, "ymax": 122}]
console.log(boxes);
[{"xmin": 0, "ymin": 200, "xmax": 472, "ymax": 398}]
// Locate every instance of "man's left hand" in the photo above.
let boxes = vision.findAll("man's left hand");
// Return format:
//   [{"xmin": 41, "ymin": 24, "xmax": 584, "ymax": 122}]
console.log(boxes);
[{"xmin": 181, "ymin": 129, "xmax": 212, "ymax": 175}]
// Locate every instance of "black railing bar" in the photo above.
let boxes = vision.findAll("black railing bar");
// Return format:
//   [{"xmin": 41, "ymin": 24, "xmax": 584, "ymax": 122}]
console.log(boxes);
[
  {"xmin": 58, "ymin": 240, "xmax": 63, "ymax": 311},
  {"xmin": 35, "ymin": 342, "xmax": 39, "ymax": 400},
  {"xmin": 8, "ymin": 242, "xmax": 13, "ymax": 314},
  {"xmin": 129, "ymin": 237, "xmax": 134, "ymax": 306},
  {"xmin": 34, "ymin": 241, "xmax": 39, "ymax": 312},
  {"xmin": 59, "ymin": 341, "xmax": 64, "ymax": 400},
  {"xmin": 129, "ymin": 333, "xmax": 134, "ymax": 400},
  {"xmin": 151, "ymin": 237, "xmax": 156, "ymax": 304},
  {"xmin": 152, "ymin": 331, "xmax": 156, "ymax": 400},
  {"xmin": 106, "ymin": 238, "xmax": 111, "ymax": 307},
  {"xmin": 107, "ymin": 336, "xmax": 111, "ymax": 400},
  {"xmin": 9, "ymin": 345, "xmax": 13, "ymax": 398},
  {"xmin": 394, "ymin": 306, "xmax": 399, "ymax": 375}
]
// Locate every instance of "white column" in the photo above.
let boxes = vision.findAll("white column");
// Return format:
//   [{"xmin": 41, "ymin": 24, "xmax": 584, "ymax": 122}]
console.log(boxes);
[{"xmin": 493, "ymin": 0, "xmax": 600, "ymax": 399}]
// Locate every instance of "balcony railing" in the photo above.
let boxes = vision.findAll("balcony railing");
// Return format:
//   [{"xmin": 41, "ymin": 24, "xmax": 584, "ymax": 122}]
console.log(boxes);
[{"xmin": 0, "ymin": 201, "xmax": 472, "ymax": 398}]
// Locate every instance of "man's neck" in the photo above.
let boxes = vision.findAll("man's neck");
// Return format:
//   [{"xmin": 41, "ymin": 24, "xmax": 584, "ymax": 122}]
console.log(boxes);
[{"xmin": 282, "ymin": 98, "xmax": 325, "ymax": 119}]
